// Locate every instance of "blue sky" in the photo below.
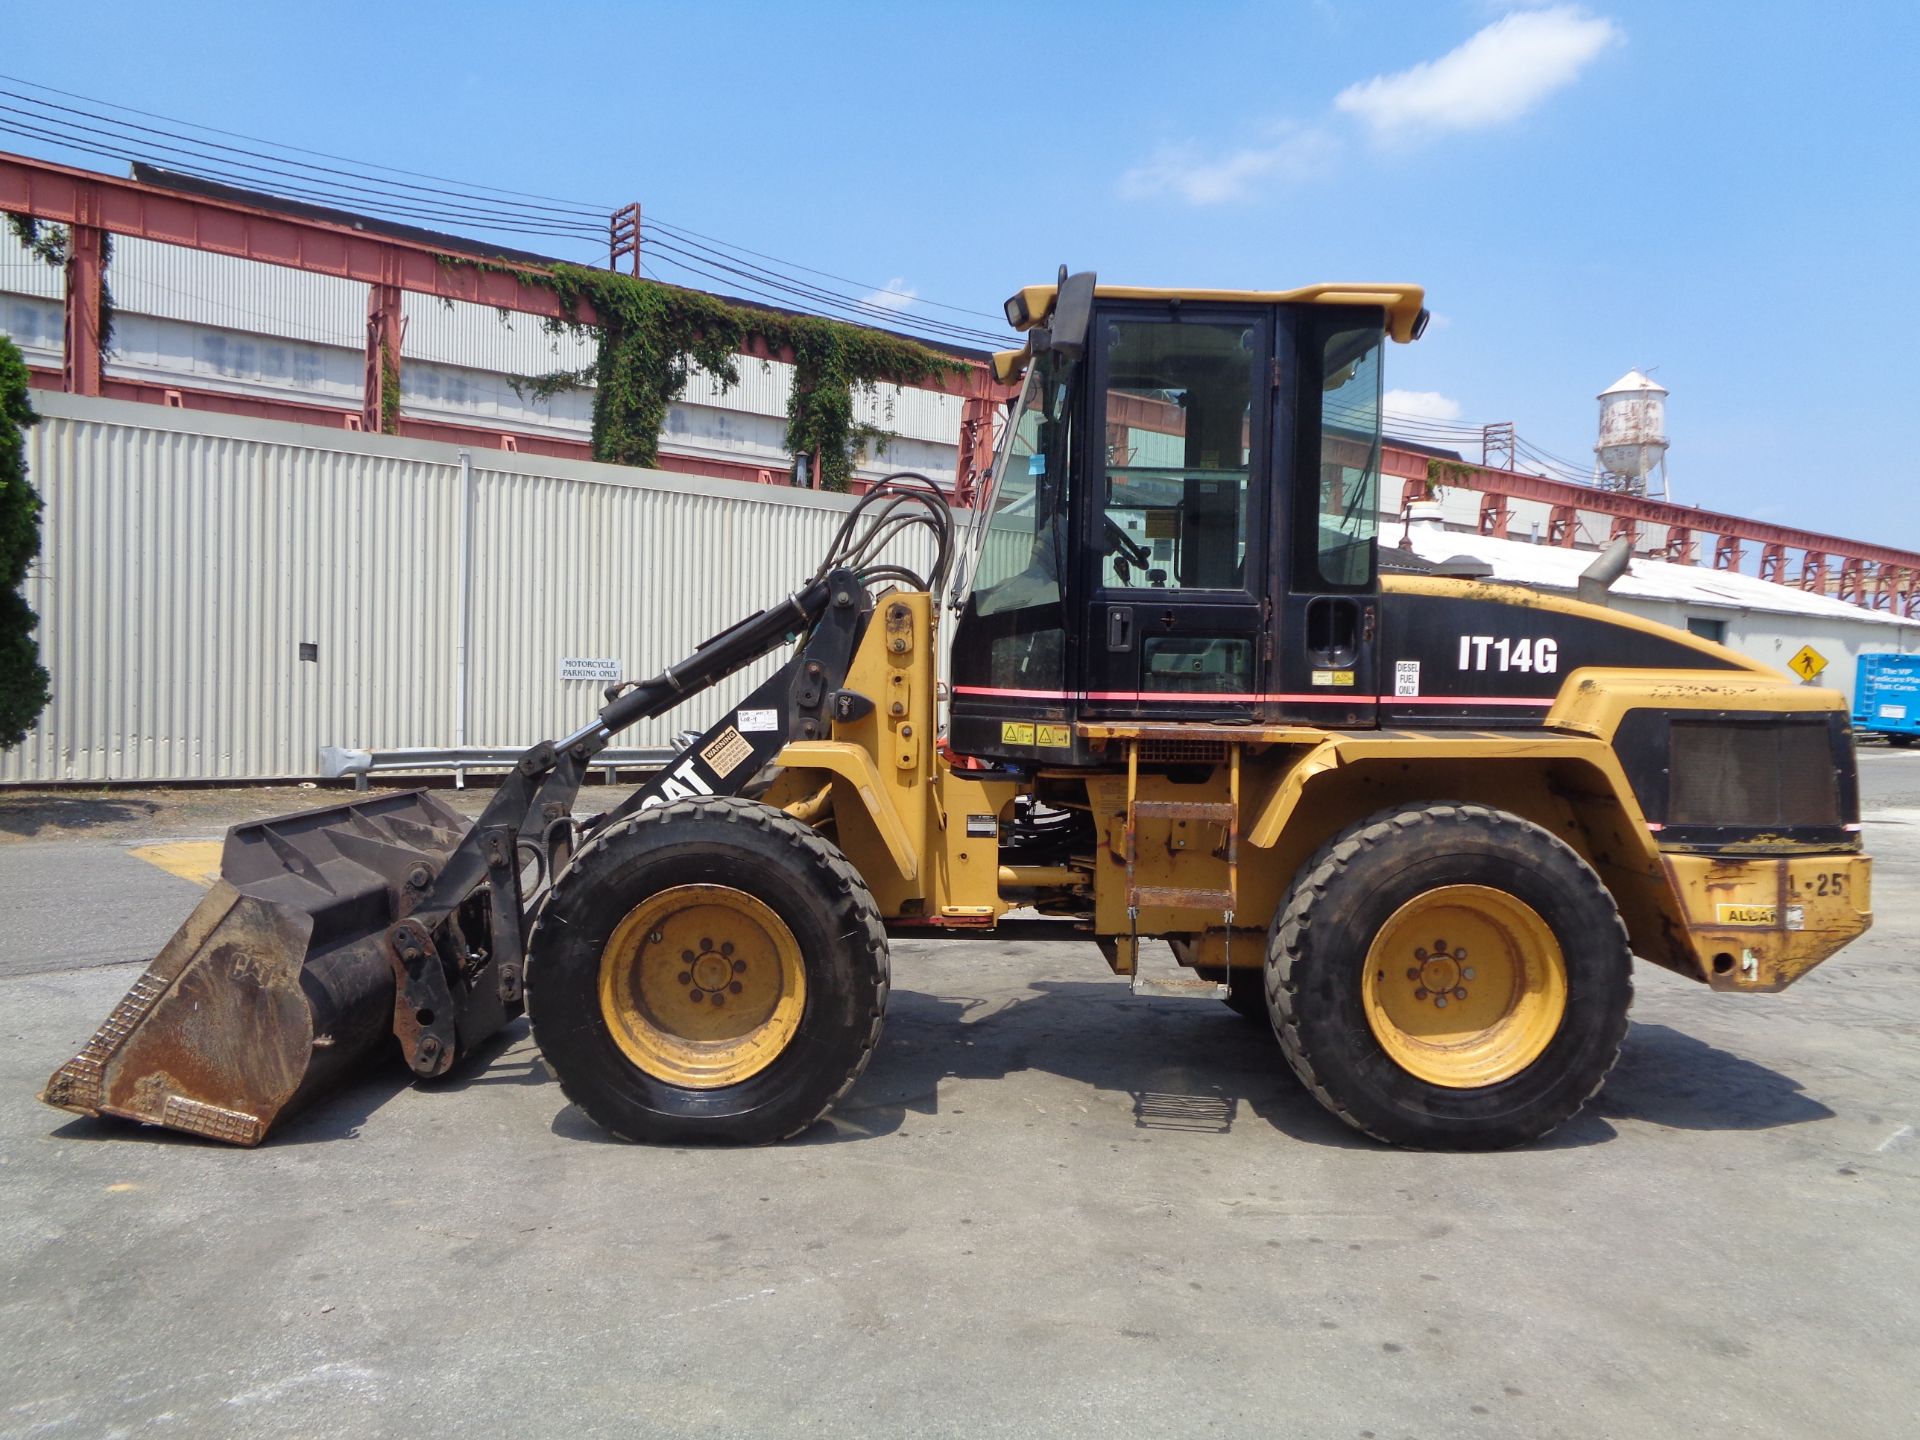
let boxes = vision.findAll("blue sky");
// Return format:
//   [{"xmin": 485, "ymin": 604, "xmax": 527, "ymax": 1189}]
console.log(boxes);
[{"xmin": 10, "ymin": 1, "xmax": 1919, "ymax": 547}]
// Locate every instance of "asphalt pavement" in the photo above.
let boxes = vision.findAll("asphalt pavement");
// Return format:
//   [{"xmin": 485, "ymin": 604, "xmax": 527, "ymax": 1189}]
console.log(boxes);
[{"xmin": 1, "ymin": 750, "xmax": 1916, "ymax": 1438}]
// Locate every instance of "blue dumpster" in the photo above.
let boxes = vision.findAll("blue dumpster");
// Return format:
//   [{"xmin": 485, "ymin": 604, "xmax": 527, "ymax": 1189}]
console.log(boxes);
[{"xmin": 1854, "ymin": 652, "xmax": 1920, "ymax": 745}]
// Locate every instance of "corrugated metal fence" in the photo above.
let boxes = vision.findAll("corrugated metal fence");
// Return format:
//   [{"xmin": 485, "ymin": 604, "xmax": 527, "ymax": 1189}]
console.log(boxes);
[{"xmin": 5, "ymin": 393, "xmax": 945, "ymax": 784}]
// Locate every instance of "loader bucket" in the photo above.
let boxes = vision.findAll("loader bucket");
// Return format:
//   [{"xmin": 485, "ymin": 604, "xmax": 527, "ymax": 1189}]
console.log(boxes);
[{"xmin": 42, "ymin": 791, "xmax": 476, "ymax": 1146}]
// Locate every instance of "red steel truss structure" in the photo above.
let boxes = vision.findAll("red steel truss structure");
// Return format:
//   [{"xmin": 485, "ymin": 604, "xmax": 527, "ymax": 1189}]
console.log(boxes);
[
  {"xmin": 1, "ymin": 150, "xmax": 1011, "ymax": 500},
  {"xmin": 1379, "ymin": 447, "xmax": 1920, "ymax": 617},
  {"xmin": 5, "ymin": 149, "xmax": 1914, "ymax": 611}
]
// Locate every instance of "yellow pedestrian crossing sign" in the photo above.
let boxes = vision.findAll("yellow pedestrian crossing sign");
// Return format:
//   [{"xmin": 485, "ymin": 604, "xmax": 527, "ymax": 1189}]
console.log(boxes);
[{"xmin": 1788, "ymin": 644, "xmax": 1828, "ymax": 682}]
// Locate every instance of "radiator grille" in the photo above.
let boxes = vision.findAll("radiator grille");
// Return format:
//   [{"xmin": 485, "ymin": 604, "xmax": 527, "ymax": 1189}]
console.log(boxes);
[
  {"xmin": 1668, "ymin": 720, "xmax": 1840, "ymax": 827},
  {"xmin": 1140, "ymin": 739, "xmax": 1231, "ymax": 764}
]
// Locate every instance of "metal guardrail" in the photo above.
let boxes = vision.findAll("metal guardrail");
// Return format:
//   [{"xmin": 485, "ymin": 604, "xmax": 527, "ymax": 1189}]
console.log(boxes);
[{"xmin": 320, "ymin": 745, "xmax": 675, "ymax": 790}]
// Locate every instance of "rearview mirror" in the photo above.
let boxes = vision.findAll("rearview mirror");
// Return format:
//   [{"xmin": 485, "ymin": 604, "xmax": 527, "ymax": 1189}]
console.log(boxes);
[
  {"xmin": 1031, "ymin": 267, "xmax": 1097, "ymax": 357},
  {"xmin": 1048, "ymin": 268, "xmax": 1097, "ymax": 358}
]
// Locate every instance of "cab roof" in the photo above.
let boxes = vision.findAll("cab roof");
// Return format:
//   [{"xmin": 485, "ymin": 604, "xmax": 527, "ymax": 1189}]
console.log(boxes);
[{"xmin": 1004, "ymin": 282, "xmax": 1429, "ymax": 344}]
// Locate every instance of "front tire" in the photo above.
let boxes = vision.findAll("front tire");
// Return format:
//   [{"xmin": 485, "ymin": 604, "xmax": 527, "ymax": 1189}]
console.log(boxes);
[
  {"xmin": 527, "ymin": 796, "xmax": 888, "ymax": 1144},
  {"xmin": 1267, "ymin": 803, "xmax": 1631, "ymax": 1149}
]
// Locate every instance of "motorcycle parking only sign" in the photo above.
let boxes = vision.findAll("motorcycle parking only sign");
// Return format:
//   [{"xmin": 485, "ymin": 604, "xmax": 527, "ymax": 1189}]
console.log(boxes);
[{"xmin": 560, "ymin": 657, "xmax": 622, "ymax": 683}]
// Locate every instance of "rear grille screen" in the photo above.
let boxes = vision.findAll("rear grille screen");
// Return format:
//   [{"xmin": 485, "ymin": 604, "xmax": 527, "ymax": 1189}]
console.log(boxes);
[{"xmin": 1668, "ymin": 720, "xmax": 1840, "ymax": 827}]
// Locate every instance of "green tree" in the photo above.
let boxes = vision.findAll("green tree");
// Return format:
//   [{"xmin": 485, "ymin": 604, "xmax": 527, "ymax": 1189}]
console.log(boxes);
[{"xmin": 0, "ymin": 335, "xmax": 50, "ymax": 749}]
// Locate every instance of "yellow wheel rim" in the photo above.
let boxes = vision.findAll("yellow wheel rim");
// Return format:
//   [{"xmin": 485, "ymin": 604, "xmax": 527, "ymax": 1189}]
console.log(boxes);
[
  {"xmin": 1360, "ymin": 885, "xmax": 1567, "ymax": 1089},
  {"xmin": 597, "ymin": 884, "xmax": 807, "ymax": 1089}
]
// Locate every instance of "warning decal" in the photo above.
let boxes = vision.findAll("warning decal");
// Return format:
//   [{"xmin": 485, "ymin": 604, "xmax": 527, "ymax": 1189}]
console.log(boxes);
[{"xmin": 700, "ymin": 727, "xmax": 755, "ymax": 779}]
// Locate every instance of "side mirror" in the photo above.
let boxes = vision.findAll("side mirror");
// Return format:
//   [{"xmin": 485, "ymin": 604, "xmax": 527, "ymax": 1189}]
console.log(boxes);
[{"xmin": 1048, "ymin": 268, "xmax": 1097, "ymax": 359}]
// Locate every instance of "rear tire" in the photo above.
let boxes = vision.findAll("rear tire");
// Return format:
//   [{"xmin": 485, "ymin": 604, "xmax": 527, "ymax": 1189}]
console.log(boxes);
[
  {"xmin": 1268, "ymin": 803, "xmax": 1631, "ymax": 1149},
  {"xmin": 1890, "ymin": 734, "xmax": 1915, "ymax": 748},
  {"xmin": 527, "ymin": 796, "xmax": 888, "ymax": 1144}
]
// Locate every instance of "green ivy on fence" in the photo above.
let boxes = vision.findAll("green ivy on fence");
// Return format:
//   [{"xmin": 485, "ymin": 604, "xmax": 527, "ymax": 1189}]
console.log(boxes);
[{"xmin": 443, "ymin": 256, "xmax": 965, "ymax": 491}]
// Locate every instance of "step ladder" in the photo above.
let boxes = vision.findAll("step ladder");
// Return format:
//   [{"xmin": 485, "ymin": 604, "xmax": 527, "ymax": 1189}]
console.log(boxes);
[{"xmin": 1123, "ymin": 742, "xmax": 1239, "ymax": 999}]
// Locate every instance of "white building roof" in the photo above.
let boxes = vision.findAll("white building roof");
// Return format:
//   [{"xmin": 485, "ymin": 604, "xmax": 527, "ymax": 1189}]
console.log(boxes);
[
  {"xmin": 1392, "ymin": 520, "xmax": 1910, "ymax": 628},
  {"xmin": 1599, "ymin": 368, "xmax": 1667, "ymax": 397}
]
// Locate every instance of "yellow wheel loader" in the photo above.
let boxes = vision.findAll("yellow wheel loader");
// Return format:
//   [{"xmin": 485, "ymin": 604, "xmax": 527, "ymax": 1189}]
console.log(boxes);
[{"xmin": 43, "ymin": 271, "xmax": 1873, "ymax": 1150}]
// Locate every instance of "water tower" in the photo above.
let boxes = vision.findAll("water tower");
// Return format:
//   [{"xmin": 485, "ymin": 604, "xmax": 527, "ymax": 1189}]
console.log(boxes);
[{"xmin": 1594, "ymin": 369, "xmax": 1669, "ymax": 499}]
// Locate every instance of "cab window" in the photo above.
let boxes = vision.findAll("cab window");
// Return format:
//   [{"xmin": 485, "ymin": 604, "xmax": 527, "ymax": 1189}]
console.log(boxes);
[
  {"xmin": 1098, "ymin": 318, "xmax": 1257, "ymax": 592},
  {"xmin": 1316, "ymin": 325, "xmax": 1383, "ymax": 588}
]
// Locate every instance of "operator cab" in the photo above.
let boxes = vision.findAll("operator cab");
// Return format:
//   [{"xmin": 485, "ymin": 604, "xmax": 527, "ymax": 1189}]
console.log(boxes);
[{"xmin": 948, "ymin": 272, "xmax": 1429, "ymax": 766}]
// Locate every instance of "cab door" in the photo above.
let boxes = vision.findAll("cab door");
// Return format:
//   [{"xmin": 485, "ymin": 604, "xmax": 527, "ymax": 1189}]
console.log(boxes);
[
  {"xmin": 1078, "ymin": 306, "xmax": 1270, "ymax": 721},
  {"xmin": 1264, "ymin": 307, "xmax": 1386, "ymax": 729}
]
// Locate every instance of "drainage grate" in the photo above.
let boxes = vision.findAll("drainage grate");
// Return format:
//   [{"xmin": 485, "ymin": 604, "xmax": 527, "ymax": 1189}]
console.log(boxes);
[{"xmin": 1132, "ymin": 1091, "xmax": 1238, "ymax": 1132}]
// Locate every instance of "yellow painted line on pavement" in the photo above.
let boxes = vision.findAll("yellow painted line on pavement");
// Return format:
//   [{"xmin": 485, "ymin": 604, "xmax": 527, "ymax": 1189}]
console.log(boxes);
[{"xmin": 129, "ymin": 840, "xmax": 223, "ymax": 889}]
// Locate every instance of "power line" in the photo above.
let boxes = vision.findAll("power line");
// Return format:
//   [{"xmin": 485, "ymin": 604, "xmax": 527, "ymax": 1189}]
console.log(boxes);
[
  {"xmin": 644, "ymin": 229, "xmax": 1005, "ymax": 343},
  {"xmin": 0, "ymin": 78, "xmax": 1015, "ymax": 348},
  {"xmin": 0, "ymin": 69, "xmax": 609, "ymax": 214},
  {"xmin": 640, "ymin": 229, "xmax": 1007, "ymax": 347},
  {"xmin": 0, "ymin": 104, "xmax": 606, "ymax": 239},
  {"xmin": 0, "ymin": 73, "xmax": 1018, "ymax": 350},
  {"xmin": 640, "ymin": 243, "xmax": 996, "ymax": 346},
  {"xmin": 0, "ymin": 89, "xmax": 607, "ymax": 228},
  {"xmin": 643, "ymin": 214, "xmax": 1007, "ymax": 324},
  {"xmin": 641, "ymin": 244, "xmax": 1004, "ymax": 350},
  {"xmin": 0, "ymin": 113, "xmax": 608, "ymax": 253}
]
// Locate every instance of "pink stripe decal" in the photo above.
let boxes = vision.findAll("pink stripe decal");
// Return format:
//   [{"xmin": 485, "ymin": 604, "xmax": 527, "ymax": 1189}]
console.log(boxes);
[
  {"xmin": 1084, "ymin": 690, "xmax": 1281, "ymax": 704},
  {"xmin": 959, "ymin": 685, "xmax": 1553, "ymax": 707},
  {"xmin": 1388, "ymin": 695, "xmax": 1554, "ymax": 707},
  {"xmin": 951, "ymin": 685, "xmax": 1074, "ymax": 699}
]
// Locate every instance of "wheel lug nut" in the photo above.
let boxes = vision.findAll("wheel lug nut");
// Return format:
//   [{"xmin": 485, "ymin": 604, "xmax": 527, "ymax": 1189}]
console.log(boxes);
[
  {"xmin": 1434, "ymin": 994, "xmax": 1448, "ymax": 1008},
  {"xmin": 1414, "ymin": 987, "xmax": 1429, "ymax": 1001},
  {"xmin": 689, "ymin": 990, "xmax": 704, "ymax": 1003},
  {"xmin": 1433, "ymin": 939, "xmax": 1446, "ymax": 952},
  {"xmin": 731, "ymin": 958, "xmax": 747, "ymax": 974},
  {"xmin": 1462, "ymin": 967, "xmax": 1476, "ymax": 981},
  {"xmin": 1453, "ymin": 987, "xmax": 1468, "ymax": 1001},
  {"xmin": 711, "ymin": 993, "xmax": 726, "ymax": 1008},
  {"xmin": 1415, "ymin": 947, "xmax": 1428, "ymax": 961},
  {"xmin": 729, "ymin": 980, "xmax": 743, "ymax": 994},
  {"xmin": 678, "ymin": 971, "xmax": 692, "ymax": 985},
  {"xmin": 1453, "ymin": 948, "xmax": 1467, "ymax": 961},
  {"xmin": 681, "ymin": 950, "xmax": 695, "ymax": 963},
  {"xmin": 721, "ymin": 942, "xmax": 735, "ymax": 956},
  {"xmin": 1406, "ymin": 967, "xmax": 1421, "ymax": 982},
  {"xmin": 700, "ymin": 938, "xmax": 713, "ymax": 952}
]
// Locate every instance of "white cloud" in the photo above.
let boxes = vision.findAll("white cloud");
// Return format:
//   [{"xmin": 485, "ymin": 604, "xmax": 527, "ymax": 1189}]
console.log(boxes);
[
  {"xmin": 1335, "ymin": 6, "xmax": 1620, "ymax": 141},
  {"xmin": 1384, "ymin": 389, "xmax": 1464, "ymax": 421},
  {"xmin": 860, "ymin": 278, "xmax": 918, "ymax": 312},
  {"xmin": 1117, "ymin": 123, "xmax": 1335, "ymax": 206}
]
